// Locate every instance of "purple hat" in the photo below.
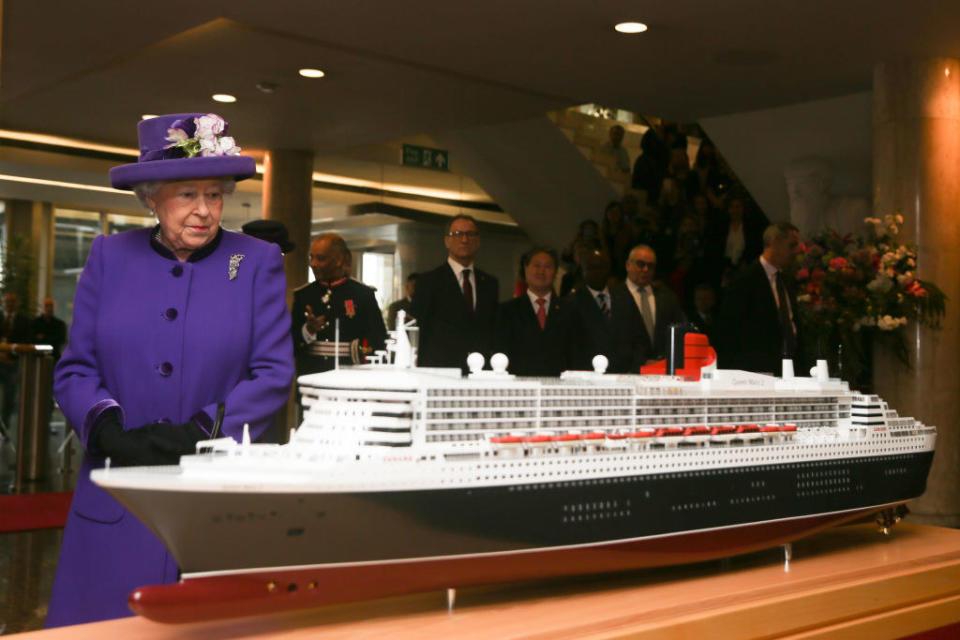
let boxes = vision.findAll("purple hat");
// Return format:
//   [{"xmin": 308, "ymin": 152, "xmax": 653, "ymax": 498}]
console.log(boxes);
[{"xmin": 109, "ymin": 113, "xmax": 257, "ymax": 190}]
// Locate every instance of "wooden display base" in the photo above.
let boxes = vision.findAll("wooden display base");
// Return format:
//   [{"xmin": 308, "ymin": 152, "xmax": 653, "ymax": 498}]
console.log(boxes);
[{"xmin": 18, "ymin": 522, "xmax": 960, "ymax": 639}]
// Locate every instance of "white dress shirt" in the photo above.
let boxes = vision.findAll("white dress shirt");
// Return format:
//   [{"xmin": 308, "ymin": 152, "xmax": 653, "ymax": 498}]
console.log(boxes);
[
  {"xmin": 626, "ymin": 279, "xmax": 657, "ymax": 328},
  {"xmin": 527, "ymin": 290, "xmax": 552, "ymax": 316}
]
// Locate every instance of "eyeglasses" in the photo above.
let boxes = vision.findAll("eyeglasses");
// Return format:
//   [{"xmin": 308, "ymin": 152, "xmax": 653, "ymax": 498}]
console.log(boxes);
[
  {"xmin": 447, "ymin": 230, "xmax": 479, "ymax": 240},
  {"xmin": 631, "ymin": 260, "xmax": 656, "ymax": 270}
]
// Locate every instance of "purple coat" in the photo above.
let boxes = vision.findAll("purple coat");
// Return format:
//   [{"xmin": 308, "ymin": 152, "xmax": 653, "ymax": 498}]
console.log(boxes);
[{"xmin": 46, "ymin": 228, "xmax": 294, "ymax": 627}]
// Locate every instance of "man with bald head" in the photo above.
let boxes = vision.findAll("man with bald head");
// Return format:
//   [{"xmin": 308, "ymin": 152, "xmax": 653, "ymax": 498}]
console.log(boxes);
[
  {"xmin": 291, "ymin": 233, "xmax": 386, "ymax": 376},
  {"xmin": 625, "ymin": 244, "xmax": 687, "ymax": 361},
  {"xmin": 411, "ymin": 215, "xmax": 499, "ymax": 370}
]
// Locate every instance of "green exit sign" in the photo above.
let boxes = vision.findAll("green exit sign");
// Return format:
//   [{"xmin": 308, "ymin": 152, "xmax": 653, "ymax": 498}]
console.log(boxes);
[{"xmin": 402, "ymin": 144, "xmax": 449, "ymax": 171}]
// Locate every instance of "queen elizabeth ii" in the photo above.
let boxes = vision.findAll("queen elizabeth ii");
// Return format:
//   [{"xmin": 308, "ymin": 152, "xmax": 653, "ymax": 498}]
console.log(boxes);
[{"xmin": 46, "ymin": 113, "xmax": 294, "ymax": 627}]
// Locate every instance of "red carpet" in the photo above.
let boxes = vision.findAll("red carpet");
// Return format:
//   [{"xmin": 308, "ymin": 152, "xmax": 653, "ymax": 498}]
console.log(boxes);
[{"xmin": 0, "ymin": 491, "xmax": 73, "ymax": 532}]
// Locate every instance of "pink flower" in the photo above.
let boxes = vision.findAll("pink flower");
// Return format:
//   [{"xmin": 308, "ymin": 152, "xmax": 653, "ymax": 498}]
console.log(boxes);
[
  {"xmin": 829, "ymin": 257, "xmax": 849, "ymax": 270},
  {"xmin": 796, "ymin": 268, "xmax": 809, "ymax": 280}
]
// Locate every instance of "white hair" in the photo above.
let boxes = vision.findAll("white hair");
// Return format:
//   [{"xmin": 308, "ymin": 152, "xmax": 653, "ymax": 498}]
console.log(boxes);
[{"xmin": 132, "ymin": 178, "xmax": 237, "ymax": 210}]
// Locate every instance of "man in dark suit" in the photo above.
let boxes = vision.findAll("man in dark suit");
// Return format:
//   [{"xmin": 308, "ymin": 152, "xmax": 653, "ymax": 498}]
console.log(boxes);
[
  {"xmin": 291, "ymin": 234, "xmax": 387, "ymax": 377},
  {"xmin": 387, "ymin": 272, "xmax": 417, "ymax": 331},
  {"xmin": 624, "ymin": 245, "xmax": 687, "ymax": 362},
  {"xmin": 0, "ymin": 292, "xmax": 33, "ymax": 428},
  {"xmin": 495, "ymin": 248, "xmax": 581, "ymax": 377},
  {"xmin": 567, "ymin": 251, "xmax": 647, "ymax": 373},
  {"xmin": 716, "ymin": 222, "xmax": 803, "ymax": 374},
  {"xmin": 411, "ymin": 215, "xmax": 499, "ymax": 370},
  {"xmin": 32, "ymin": 297, "xmax": 67, "ymax": 359}
]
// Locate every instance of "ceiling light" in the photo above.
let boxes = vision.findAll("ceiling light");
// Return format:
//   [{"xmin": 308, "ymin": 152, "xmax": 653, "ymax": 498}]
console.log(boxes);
[
  {"xmin": 299, "ymin": 68, "xmax": 325, "ymax": 79},
  {"xmin": 212, "ymin": 94, "xmax": 237, "ymax": 103},
  {"xmin": 614, "ymin": 22, "xmax": 648, "ymax": 34},
  {"xmin": 141, "ymin": 114, "xmax": 158, "ymax": 120}
]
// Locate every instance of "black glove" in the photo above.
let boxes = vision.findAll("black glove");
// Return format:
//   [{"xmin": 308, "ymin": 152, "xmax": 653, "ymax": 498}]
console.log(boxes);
[
  {"xmin": 91, "ymin": 411, "xmax": 207, "ymax": 466},
  {"xmin": 136, "ymin": 420, "xmax": 208, "ymax": 459}
]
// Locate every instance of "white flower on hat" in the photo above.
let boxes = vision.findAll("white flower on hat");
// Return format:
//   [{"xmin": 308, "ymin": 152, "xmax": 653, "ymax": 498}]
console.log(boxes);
[
  {"xmin": 217, "ymin": 136, "xmax": 241, "ymax": 155},
  {"xmin": 198, "ymin": 136, "xmax": 218, "ymax": 157},
  {"xmin": 164, "ymin": 128, "xmax": 189, "ymax": 145},
  {"xmin": 195, "ymin": 114, "xmax": 226, "ymax": 139}
]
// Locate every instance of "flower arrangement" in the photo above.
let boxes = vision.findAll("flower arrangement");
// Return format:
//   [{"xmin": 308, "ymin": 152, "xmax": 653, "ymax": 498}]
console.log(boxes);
[
  {"xmin": 164, "ymin": 114, "xmax": 241, "ymax": 158},
  {"xmin": 794, "ymin": 214, "xmax": 946, "ymax": 382}
]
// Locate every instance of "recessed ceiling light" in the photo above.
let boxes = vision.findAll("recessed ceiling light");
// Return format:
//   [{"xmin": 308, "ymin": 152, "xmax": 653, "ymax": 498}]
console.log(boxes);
[
  {"xmin": 299, "ymin": 68, "xmax": 325, "ymax": 79},
  {"xmin": 615, "ymin": 22, "xmax": 648, "ymax": 34},
  {"xmin": 212, "ymin": 94, "xmax": 237, "ymax": 103},
  {"xmin": 141, "ymin": 114, "xmax": 158, "ymax": 120}
]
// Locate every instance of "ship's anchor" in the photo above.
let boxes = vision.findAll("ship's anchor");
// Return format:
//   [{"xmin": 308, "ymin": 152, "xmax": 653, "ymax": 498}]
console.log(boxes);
[{"xmin": 875, "ymin": 505, "xmax": 909, "ymax": 535}]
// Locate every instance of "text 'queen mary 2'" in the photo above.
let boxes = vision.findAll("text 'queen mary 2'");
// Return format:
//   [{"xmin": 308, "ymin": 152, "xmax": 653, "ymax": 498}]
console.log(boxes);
[{"xmin": 93, "ymin": 317, "xmax": 936, "ymax": 623}]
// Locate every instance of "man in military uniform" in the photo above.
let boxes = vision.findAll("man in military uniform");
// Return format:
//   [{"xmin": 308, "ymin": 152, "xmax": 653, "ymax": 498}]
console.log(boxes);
[{"xmin": 291, "ymin": 234, "xmax": 387, "ymax": 376}]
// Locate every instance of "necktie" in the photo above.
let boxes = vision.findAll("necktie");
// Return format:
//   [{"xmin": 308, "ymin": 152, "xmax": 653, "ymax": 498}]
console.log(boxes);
[
  {"xmin": 536, "ymin": 297, "xmax": 547, "ymax": 329},
  {"xmin": 775, "ymin": 271, "xmax": 797, "ymax": 357},
  {"xmin": 639, "ymin": 287, "xmax": 654, "ymax": 339},
  {"xmin": 596, "ymin": 292, "xmax": 610, "ymax": 317},
  {"xmin": 462, "ymin": 269, "xmax": 474, "ymax": 310}
]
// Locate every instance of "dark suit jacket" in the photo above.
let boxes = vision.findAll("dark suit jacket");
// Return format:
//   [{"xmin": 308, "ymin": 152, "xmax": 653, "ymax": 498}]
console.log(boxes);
[
  {"xmin": 716, "ymin": 260, "xmax": 803, "ymax": 374},
  {"xmin": 386, "ymin": 298, "xmax": 412, "ymax": 331},
  {"xmin": 33, "ymin": 314, "xmax": 67, "ymax": 358},
  {"xmin": 411, "ymin": 262, "xmax": 499, "ymax": 369},
  {"xmin": 628, "ymin": 283, "xmax": 688, "ymax": 361},
  {"xmin": 495, "ymin": 295, "xmax": 581, "ymax": 377},
  {"xmin": 0, "ymin": 311, "xmax": 33, "ymax": 344},
  {"xmin": 686, "ymin": 308, "xmax": 717, "ymax": 347},
  {"xmin": 567, "ymin": 287, "xmax": 647, "ymax": 373}
]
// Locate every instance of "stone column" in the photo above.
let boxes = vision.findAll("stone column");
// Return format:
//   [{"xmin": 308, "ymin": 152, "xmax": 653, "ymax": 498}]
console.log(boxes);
[
  {"xmin": 5, "ymin": 199, "xmax": 54, "ymax": 313},
  {"xmin": 873, "ymin": 58, "xmax": 960, "ymax": 527},
  {"xmin": 262, "ymin": 149, "xmax": 314, "ymax": 305},
  {"xmin": 261, "ymin": 149, "xmax": 314, "ymax": 441}
]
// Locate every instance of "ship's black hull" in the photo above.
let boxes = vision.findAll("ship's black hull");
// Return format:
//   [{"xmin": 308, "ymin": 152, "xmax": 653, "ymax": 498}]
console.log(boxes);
[
  {"xmin": 109, "ymin": 451, "xmax": 932, "ymax": 574},
  {"xmin": 109, "ymin": 450, "xmax": 934, "ymax": 622}
]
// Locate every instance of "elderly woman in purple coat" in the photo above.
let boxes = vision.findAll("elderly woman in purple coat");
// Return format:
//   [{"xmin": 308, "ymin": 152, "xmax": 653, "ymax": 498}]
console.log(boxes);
[{"xmin": 45, "ymin": 114, "xmax": 294, "ymax": 627}]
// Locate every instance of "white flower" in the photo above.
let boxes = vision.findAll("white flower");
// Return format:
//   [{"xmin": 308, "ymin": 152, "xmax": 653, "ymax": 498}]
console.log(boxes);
[
  {"xmin": 864, "ymin": 217, "xmax": 882, "ymax": 225},
  {"xmin": 895, "ymin": 214, "xmax": 904, "ymax": 224},
  {"xmin": 164, "ymin": 128, "xmax": 188, "ymax": 146},
  {"xmin": 194, "ymin": 114, "xmax": 226, "ymax": 139},
  {"xmin": 797, "ymin": 294, "xmax": 811, "ymax": 303},
  {"xmin": 198, "ymin": 136, "xmax": 219, "ymax": 157},
  {"xmin": 867, "ymin": 275, "xmax": 894, "ymax": 293},
  {"xmin": 897, "ymin": 271, "xmax": 914, "ymax": 285},
  {"xmin": 877, "ymin": 315, "xmax": 907, "ymax": 330},
  {"xmin": 889, "ymin": 224, "xmax": 899, "ymax": 235},
  {"xmin": 217, "ymin": 136, "xmax": 241, "ymax": 155}
]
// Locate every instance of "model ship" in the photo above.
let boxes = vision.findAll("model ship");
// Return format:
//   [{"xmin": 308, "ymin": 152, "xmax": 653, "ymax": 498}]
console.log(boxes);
[{"xmin": 93, "ymin": 314, "xmax": 936, "ymax": 623}]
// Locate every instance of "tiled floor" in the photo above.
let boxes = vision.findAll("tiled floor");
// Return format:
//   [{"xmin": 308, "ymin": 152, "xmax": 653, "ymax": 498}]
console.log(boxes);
[{"xmin": 0, "ymin": 411, "xmax": 82, "ymax": 635}]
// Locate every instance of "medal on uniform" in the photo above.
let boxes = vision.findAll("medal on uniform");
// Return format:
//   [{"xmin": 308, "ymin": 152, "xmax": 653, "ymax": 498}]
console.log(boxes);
[
  {"xmin": 229, "ymin": 254, "xmax": 244, "ymax": 280},
  {"xmin": 345, "ymin": 299, "xmax": 355, "ymax": 317}
]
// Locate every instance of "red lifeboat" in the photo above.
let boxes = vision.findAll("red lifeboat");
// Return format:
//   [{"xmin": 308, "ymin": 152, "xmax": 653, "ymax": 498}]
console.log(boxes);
[{"xmin": 710, "ymin": 426, "xmax": 736, "ymax": 435}]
